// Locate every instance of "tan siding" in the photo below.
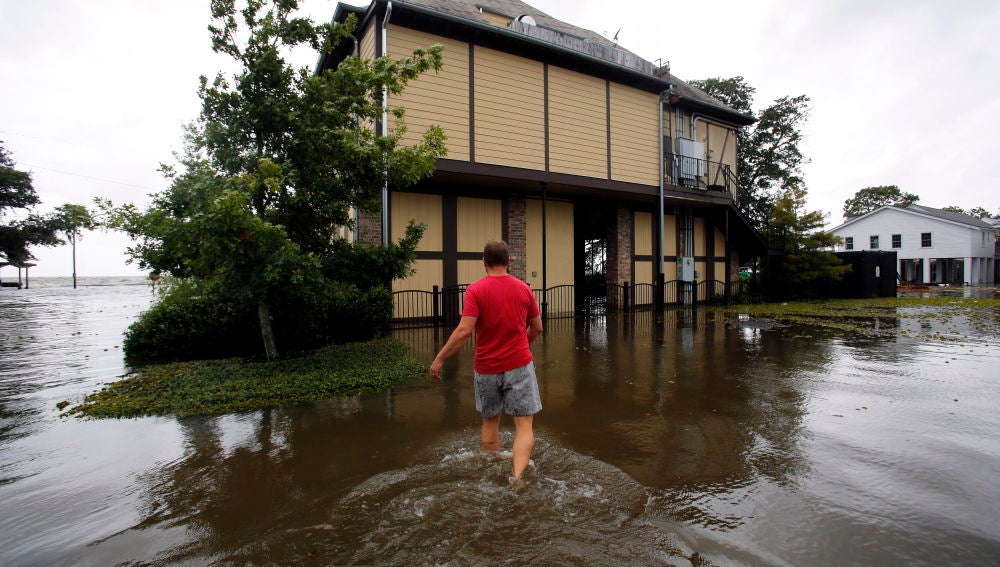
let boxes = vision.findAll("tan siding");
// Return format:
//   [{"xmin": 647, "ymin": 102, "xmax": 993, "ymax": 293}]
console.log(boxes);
[
  {"xmin": 474, "ymin": 47, "xmax": 545, "ymax": 169},
  {"xmin": 714, "ymin": 226, "xmax": 726, "ymax": 257},
  {"xmin": 360, "ymin": 21, "xmax": 376, "ymax": 60},
  {"xmin": 546, "ymin": 201, "xmax": 574, "ymax": 286},
  {"xmin": 387, "ymin": 26, "xmax": 470, "ymax": 161},
  {"xmin": 696, "ymin": 261, "xmax": 707, "ymax": 284},
  {"xmin": 634, "ymin": 211, "xmax": 652, "ymax": 256},
  {"xmin": 663, "ymin": 214, "xmax": 677, "ymax": 257},
  {"xmin": 548, "ymin": 66, "xmax": 607, "ymax": 178},
  {"xmin": 715, "ymin": 261, "xmax": 727, "ymax": 282},
  {"xmin": 481, "ymin": 10, "xmax": 512, "ymax": 27},
  {"xmin": 526, "ymin": 200, "xmax": 574, "ymax": 288},
  {"xmin": 391, "ymin": 192, "xmax": 442, "ymax": 251},
  {"xmin": 458, "ymin": 260, "xmax": 484, "ymax": 285},
  {"xmin": 634, "ymin": 260, "xmax": 653, "ymax": 285},
  {"xmin": 393, "ymin": 258, "xmax": 442, "ymax": 293},
  {"xmin": 610, "ymin": 84, "xmax": 659, "ymax": 185},
  {"xmin": 393, "ymin": 259, "xmax": 441, "ymax": 320},
  {"xmin": 456, "ymin": 197, "xmax": 502, "ymax": 253},
  {"xmin": 694, "ymin": 217, "xmax": 706, "ymax": 257},
  {"xmin": 706, "ymin": 123, "xmax": 736, "ymax": 188}
]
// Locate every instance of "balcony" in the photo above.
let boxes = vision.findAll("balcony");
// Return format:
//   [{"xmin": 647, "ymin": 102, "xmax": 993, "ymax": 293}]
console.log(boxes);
[{"xmin": 663, "ymin": 153, "xmax": 739, "ymax": 203}]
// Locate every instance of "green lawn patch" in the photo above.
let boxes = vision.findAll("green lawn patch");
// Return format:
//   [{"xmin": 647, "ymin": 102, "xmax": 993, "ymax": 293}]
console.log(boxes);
[
  {"xmin": 65, "ymin": 338, "xmax": 427, "ymax": 419},
  {"xmin": 708, "ymin": 296, "xmax": 1000, "ymax": 339}
]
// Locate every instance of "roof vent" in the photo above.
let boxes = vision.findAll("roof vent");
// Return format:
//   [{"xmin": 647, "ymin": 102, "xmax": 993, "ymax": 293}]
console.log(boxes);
[{"xmin": 516, "ymin": 14, "xmax": 536, "ymax": 25}]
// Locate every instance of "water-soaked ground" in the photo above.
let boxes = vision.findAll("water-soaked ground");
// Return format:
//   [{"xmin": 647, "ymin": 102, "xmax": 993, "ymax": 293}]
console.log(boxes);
[{"xmin": 1, "ymin": 279, "xmax": 999, "ymax": 566}]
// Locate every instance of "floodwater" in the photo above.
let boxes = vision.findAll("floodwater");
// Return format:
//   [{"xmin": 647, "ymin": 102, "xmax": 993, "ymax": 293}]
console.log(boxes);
[{"xmin": 1, "ymin": 278, "xmax": 999, "ymax": 566}]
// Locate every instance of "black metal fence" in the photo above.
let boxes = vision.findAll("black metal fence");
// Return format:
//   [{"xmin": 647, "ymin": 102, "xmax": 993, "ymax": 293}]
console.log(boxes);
[{"xmin": 390, "ymin": 278, "xmax": 751, "ymax": 328}]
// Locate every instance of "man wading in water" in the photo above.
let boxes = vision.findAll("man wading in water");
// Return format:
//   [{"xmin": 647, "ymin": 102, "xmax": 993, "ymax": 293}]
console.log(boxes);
[{"xmin": 430, "ymin": 240, "xmax": 544, "ymax": 487}]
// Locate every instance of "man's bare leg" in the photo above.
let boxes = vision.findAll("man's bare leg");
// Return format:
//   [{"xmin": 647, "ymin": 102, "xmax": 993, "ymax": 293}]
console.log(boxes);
[
  {"xmin": 481, "ymin": 413, "xmax": 501, "ymax": 452},
  {"xmin": 511, "ymin": 415, "xmax": 535, "ymax": 480}
]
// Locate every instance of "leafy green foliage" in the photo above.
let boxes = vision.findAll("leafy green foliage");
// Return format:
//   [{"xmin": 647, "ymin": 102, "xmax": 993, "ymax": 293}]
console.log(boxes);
[
  {"xmin": 942, "ymin": 205, "xmax": 997, "ymax": 219},
  {"xmin": 67, "ymin": 338, "xmax": 427, "ymax": 418},
  {"xmin": 122, "ymin": 223, "xmax": 424, "ymax": 362},
  {"xmin": 842, "ymin": 185, "xmax": 919, "ymax": 218},
  {"xmin": 766, "ymin": 186, "xmax": 850, "ymax": 298},
  {"xmin": 689, "ymin": 77, "xmax": 810, "ymax": 231},
  {"xmin": 102, "ymin": 0, "xmax": 447, "ymax": 359},
  {"xmin": 0, "ymin": 142, "xmax": 60, "ymax": 264}
]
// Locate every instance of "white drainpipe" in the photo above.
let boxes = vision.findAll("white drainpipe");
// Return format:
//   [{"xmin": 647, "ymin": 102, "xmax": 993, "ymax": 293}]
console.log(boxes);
[{"xmin": 380, "ymin": 2, "xmax": 393, "ymax": 245}]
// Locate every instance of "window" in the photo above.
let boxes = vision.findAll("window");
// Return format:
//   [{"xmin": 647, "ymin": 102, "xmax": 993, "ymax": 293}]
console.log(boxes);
[
  {"xmin": 845, "ymin": 237, "xmax": 854, "ymax": 250},
  {"xmin": 921, "ymin": 232, "xmax": 932, "ymax": 247},
  {"xmin": 892, "ymin": 234, "xmax": 902, "ymax": 248},
  {"xmin": 870, "ymin": 235, "xmax": 879, "ymax": 249}
]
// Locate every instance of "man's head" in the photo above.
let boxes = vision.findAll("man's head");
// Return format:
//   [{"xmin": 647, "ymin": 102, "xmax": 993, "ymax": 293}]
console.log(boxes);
[{"xmin": 483, "ymin": 240, "xmax": 510, "ymax": 268}]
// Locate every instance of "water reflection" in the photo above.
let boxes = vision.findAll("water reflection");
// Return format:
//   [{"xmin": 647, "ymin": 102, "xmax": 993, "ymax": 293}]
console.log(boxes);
[{"xmin": 2, "ymin": 284, "xmax": 1000, "ymax": 566}]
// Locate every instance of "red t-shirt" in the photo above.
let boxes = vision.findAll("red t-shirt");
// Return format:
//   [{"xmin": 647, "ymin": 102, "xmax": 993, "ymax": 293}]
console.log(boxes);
[{"xmin": 462, "ymin": 274, "xmax": 540, "ymax": 374}]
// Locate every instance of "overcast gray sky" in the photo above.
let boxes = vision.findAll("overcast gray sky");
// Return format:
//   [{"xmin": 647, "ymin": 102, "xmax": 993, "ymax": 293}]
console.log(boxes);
[{"xmin": 2, "ymin": 0, "xmax": 998, "ymax": 277}]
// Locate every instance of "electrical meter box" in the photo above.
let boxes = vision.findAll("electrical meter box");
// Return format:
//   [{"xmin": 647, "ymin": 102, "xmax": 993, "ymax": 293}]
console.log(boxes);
[{"xmin": 677, "ymin": 257, "xmax": 695, "ymax": 281}]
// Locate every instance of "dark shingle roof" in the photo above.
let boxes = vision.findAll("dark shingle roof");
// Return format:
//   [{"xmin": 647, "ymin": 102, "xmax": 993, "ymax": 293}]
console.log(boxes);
[
  {"xmin": 906, "ymin": 204, "xmax": 995, "ymax": 229},
  {"xmin": 657, "ymin": 71, "xmax": 754, "ymax": 125},
  {"xmin": 398, "ymin": 0, "xmax": 617, "ymax": 48}
]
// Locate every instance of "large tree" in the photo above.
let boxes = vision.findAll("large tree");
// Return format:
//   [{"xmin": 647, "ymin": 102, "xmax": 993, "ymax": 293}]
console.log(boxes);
[
  {"xmin": 103, "ymin": 0, "xmax": 446, "ymax": 360},
  {"xmin": 767, "ymin": 185, "xmax": 849, "ymax": 298},
  {"xmin": 689, "ymin": 77, "xmax": 810, "ymax": 231},
  {"xmin": 842, "ymin": 185, "xmax": 919, "ymax": 218},
  {"xmin": 0, "ymin": 142, "xmax": 61, "ymax": 265}
]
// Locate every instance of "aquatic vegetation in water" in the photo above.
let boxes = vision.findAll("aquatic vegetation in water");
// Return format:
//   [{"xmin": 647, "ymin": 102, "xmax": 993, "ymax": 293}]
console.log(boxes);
[
  {"xmin": 709, "ymin": 297, "xmax": 1000, "ymax": 340},
  {"xmin": 64, "ymin": 338, "xmax": 426, "ymax": 419}
]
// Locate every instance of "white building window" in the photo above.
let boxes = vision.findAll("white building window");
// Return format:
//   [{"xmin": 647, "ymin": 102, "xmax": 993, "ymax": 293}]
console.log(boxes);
[
  {"xmin": 870, "ymin": 235, "xmax": 879, "ymax": 249},
  {"xmin": 921, "ymin": 232, "xmax": 932, "ymax": 247},
  {"xmin": 845, "ymin": 237, "xmax": 854, "ymax": 250},
  {"xmin": 892, "ymin": 234, "xmax": 901, "ymax": 248}
]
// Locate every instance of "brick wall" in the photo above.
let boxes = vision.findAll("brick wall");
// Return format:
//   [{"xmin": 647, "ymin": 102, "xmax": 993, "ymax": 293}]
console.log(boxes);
[
  {"xmin": 606, "ymin": 204, "xmax": 633, "ymax": 286},
  {"xmin": 507, "ymin": 197, "xmax": 527, "ymax": 280},
  {"xmin": 357, "ymin": 210, "xmax": 382, "ymax": 245}
]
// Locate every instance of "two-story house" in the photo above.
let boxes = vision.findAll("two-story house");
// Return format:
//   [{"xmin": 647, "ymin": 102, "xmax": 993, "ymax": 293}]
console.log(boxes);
[
  {"xmin": 830, "ymin": 204, "xmax": 996, "ymax": 285},
  {"xmin": 319, "ymin": 0, "xmax": 764, "ymax": 315}
]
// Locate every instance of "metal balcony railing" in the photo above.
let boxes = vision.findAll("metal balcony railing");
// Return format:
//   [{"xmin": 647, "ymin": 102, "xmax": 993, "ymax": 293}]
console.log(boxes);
[{"xmin": 664, "ymin": 153, "xmax": 738, "ymax": 202}]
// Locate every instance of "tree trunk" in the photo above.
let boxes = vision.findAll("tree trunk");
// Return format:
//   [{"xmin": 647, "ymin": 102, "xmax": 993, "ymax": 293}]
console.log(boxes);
[
  {"xmin": 257, "ymin": 300, "xmax": 279, "ymax": 360},
  {"xmin": 71, "ymin": 234, "xmax": 77, "ymax": 289}
]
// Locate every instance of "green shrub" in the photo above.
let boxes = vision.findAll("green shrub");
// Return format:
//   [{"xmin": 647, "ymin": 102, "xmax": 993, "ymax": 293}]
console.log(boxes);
[{"xmin": 123, "ymin": 280, "xmax": 257, "ymax": 362}]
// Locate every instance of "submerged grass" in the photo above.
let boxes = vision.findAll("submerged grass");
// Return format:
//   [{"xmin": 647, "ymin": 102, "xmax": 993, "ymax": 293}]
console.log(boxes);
[
  {"xmin": 66, "ymin": 338, "xmax": 427, "ymax": 419},
  {"xmin": 708, "ymin": 296, "xmax": 1000, "ymax": 340}
]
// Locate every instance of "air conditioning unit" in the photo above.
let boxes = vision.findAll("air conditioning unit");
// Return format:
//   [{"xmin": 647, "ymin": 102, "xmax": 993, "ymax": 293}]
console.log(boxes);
[{"xmin": 676, "ymin": 138, "xmax": 705, "ymax": 184}]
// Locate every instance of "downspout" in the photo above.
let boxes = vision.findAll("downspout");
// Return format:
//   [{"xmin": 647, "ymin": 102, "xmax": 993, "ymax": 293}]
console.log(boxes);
[
  {"xmin": 348, "ymin": 32, "xmax": 360, "ymax": 241},
  {"xmin": 657, "ymin": 88, "xmax": 671, "ymax": 298},
  {"xmin": 380, "ymin": 1, "xmax": 393, "ymax": 246}
]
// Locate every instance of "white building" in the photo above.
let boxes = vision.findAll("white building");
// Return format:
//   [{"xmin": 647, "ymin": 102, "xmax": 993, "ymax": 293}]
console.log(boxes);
[{"xmin": 830, "ymin": 204, "xmax": 996, "ymax": 285}]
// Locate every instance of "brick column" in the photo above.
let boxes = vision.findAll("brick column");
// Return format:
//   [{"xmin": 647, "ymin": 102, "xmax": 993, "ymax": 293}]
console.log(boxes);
[
  {"xmin": 606, "ymin": 204, "xmax": 633, "ymax": 287},
  {"xmin": 506, "ymin": 197, "xmax": 527, "ymax": 281},
  {"xmin": 357, "ymin": 210, "xmax": 383, "ymax": 245}
]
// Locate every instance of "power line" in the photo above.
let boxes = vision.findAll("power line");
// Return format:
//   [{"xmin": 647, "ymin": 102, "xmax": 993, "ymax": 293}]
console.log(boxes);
[{"xmin": 20, "ymin": 162, "xmax": 156, "ymax": 191}]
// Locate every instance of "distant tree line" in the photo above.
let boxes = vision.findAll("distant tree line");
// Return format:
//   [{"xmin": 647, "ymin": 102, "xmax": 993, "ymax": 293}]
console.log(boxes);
[
  {"xmin": 842, "ymin": 184, "xmax": 996, "ymax": 219},
  {"xmin": 0, "ymin": 141, "xmax": 95, "ymax": 282}
]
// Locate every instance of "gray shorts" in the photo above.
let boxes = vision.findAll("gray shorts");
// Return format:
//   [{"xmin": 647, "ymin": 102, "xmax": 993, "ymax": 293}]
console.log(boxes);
[{"xmin": 474, "ymin": 362, "xmax": 542, "ymax": 418}]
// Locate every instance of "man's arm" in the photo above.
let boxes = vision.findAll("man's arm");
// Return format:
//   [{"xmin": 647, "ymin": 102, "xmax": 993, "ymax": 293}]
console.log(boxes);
[
  {"xmin": 429, "ymin": 315, "xmax": 476, "ymax": 381},
  {"xmin": 526, "ymin": 315, "xmax": 543, "ymax": 344}
]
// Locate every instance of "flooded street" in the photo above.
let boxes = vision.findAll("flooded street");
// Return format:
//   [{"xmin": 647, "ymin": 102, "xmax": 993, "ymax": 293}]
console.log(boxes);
[{"xmin": 2, "ymin": 280, "xmax": 999, "ymax": 566}]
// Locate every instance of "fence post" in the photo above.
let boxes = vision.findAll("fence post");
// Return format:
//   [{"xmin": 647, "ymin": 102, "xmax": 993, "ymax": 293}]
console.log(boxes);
[
  {"xmin": 623, "ymin": 281, "xmax": 630, "ymax": 312},
  {"xmin": 656, "ymin": 273, "xmax": 664, "ymax": 311},
  {"xmin": 432, "ymin": 285, "xmax": 440, "ymax": 328}
]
